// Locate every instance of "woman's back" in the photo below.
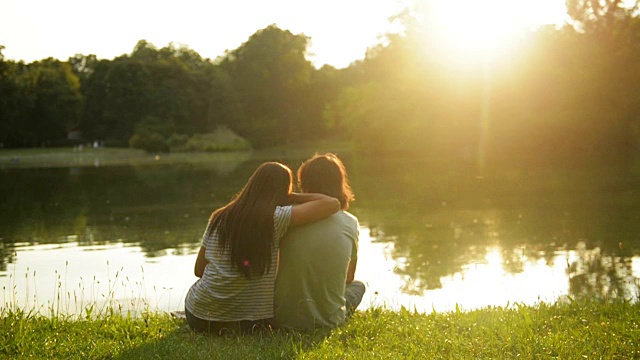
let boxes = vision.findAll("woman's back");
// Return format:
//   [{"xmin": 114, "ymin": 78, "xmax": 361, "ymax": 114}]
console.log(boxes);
[{"xmin": 186, "ymin": 205, "xmax": 292, "ymax": 322}]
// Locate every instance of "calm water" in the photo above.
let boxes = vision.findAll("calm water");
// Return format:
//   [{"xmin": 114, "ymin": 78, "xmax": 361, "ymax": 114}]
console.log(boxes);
[{"xmin": 1, "ymin": 151, "xmax": 639, "ymax": 315}]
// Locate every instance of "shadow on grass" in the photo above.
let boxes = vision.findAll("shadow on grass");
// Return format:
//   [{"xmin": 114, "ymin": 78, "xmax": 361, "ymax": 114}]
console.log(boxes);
[{"xmin": 115, "ymin": 319, "xmax": 331, "ymax": 360}]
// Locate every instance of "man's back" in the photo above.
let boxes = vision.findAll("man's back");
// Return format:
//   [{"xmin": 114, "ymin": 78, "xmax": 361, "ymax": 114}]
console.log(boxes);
[{"xmin": 275, "ymin": 210, "xmax": 359, "ymax": 330}]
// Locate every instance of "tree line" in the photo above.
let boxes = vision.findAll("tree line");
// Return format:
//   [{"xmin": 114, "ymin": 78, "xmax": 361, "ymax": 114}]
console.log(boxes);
[
  {"xmin": 0, "ymin": 25, "xmax": 333, "ymax": 151},
  {"xmin": 1, "ymin": 0, "xmax": 639, "ymax": 169}
]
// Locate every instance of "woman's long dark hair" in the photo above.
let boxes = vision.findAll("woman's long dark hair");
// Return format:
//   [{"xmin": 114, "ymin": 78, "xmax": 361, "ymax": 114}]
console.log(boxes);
[{"xmin": 205, "ymin": 162, "xmax": 293, "ymax": 277}]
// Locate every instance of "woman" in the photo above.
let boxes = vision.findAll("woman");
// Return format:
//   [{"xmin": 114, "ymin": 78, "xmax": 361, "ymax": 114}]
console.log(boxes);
[{"xmin": 184, "ymin": 161, "xmax": 340, "ymax": 333}]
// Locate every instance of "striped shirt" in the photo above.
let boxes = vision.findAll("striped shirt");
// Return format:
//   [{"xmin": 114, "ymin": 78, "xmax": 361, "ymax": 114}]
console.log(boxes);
[{"xmin": 185, "ymin": 205, "xmax": 292, "ymax": 321}]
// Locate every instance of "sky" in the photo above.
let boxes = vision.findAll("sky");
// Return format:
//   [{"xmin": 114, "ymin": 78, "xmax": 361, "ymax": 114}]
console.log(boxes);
[{"xmin": 1, "ymin": 0, "xmax": 569, "ymax": 69}]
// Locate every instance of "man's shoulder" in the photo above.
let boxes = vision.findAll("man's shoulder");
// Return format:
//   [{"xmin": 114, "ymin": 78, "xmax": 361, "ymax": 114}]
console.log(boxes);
[
  {"xmin": 337, "ymin": 210, "xmax": 358, "ymax": 223},
  {"xmin": 285, "ymin": 210, "xmax": 358, "ymax": 238},
  {"xmin": 335, "ymin": 210, "xmax": 359, "ymax": 232}
]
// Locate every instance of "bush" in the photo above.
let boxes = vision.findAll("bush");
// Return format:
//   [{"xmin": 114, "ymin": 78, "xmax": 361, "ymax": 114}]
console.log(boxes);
[
  {"xmin": 129, "ymin": 133, "xmax": 169, "ymax": 153},
  {"xmin": 181, "ymin": 127, "xmax": 251, "ymax": 152},
  {"xmin": 129, "ymin": 127, "xmax": 251, "ymax": 153},
  {"xmin": 166, "ymin": 133, "xmax": 189, "ymax": 149}
]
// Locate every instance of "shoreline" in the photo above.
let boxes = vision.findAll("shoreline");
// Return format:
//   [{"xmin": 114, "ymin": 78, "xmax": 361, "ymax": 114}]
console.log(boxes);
[{"xmin": 0, "ymin": 142, "xmax": 354, "ymax": 170}]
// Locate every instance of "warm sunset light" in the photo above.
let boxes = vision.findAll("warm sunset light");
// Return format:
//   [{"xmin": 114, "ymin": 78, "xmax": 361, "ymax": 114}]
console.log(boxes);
[
  {"xmin": 0, "ymin": 0, "xmax": 403, "ymax": 68},
  {"xmin": 416, "ymin": 0, "xmax": 567, "ymax": 64},
  {"xmin": 2, "ymin": 0, "xmax": 640, "ymax": 355},
  {"xmin": 0, "ymin": 0, "xmax": 571, "ymax": 68},
  {"xmin": 431, "ymin": 1, "xmax": 522, "ymax": 56}
]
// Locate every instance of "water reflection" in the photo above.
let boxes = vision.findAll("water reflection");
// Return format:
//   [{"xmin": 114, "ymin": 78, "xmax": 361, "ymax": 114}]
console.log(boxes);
[
  {"xmin": 2, "ymin": 229, "xmax": 639, "ymax": 315},
  {"xmin": 349, "ymin": 156, "xmax": 640, "ymax": 301},
  {"xmin": 0, "ymin": 242, "xmax": 15, "ymax": 273},
  {"xmin": 1, "ymin": 242, "xmax": 196, "ymax": 315},
  {"xmin": 567, "ymin": 242, "xmax": 639, "ymax": 301},
  {"xmin": 0, "ymin": 156, "xmax": 257, "ymax": 263},
  {"xmin": 1, "ymin": 154, "xmax": 639, "ymax": 312}
]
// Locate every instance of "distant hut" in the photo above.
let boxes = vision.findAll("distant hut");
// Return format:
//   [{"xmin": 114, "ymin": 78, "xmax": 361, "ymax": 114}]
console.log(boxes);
[{"xmin": 66, "ymin": 124, "xmax": 83, "ymax": 142}]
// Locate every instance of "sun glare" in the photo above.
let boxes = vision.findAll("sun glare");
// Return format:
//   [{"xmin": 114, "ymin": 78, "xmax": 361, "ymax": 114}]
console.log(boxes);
[{"xmin": 422, "ymin": 0, "xmax": 554, "ymax": 65}]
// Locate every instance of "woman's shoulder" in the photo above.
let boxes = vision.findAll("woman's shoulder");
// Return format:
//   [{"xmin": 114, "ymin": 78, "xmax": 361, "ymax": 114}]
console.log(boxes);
[
  {"xmin": 273, "ymin": 205, "xmax": 293, "ymax": 241},
  {"xmin": 274, "ymin": 205, "xmax": 293, "ymax": 217},
  {"xmin": 274, "ymin": 205, "xmax": 292, "ymax": 225}
]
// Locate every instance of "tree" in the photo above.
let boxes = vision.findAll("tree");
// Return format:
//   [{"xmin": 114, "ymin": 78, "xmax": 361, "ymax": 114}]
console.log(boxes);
[
  {"xmin": 566, "ymin": 0, "xmax": 639, "ymax": 37},
  {"xmin": 0, "ymin": 46, "xmax": 27, "ymax": 147},
  {"xmin": 18, "ymin": 59, "xmax": 82, "ymax": 146},
  {"xmin": 80, "ymin": 58, "xmax": 112, "ymax": 141},
  {"xmin": 99, "ymin": 57, "xmax": 154, "ymax": 143},
  {"xmin": 206, "ymin": 67, "xmax": 245, "ymax": 132},
  {"xmin": 564, "ymin": 0, "xmax": 640, "ymax": 160},
  {"xmin": 220, "ymin": 25, "xmax": 316, "ymax": 147},
  {"xmin": 68, "ymin": 54, "xmax": 99, "ymax": 87},
  {"xmin": 80, "ymin": 42, "xmax": 216, "ymax": 145}
]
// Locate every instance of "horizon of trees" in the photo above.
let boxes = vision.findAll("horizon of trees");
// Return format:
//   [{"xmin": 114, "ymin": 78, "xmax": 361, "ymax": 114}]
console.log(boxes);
[{"xmin": 1, "ymin": 0, "xmax": 640, "ymax": 170}]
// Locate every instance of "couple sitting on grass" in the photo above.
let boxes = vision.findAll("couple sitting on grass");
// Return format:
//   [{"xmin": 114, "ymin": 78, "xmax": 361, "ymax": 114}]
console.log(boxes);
[{"xmin": 184, "ymin": 153, "xmax": 365, "ymax": 334}]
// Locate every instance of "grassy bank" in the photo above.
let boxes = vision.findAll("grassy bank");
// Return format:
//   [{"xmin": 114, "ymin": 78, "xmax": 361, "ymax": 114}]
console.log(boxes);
[
  {"xmin": 0, "ymin": 140, "xmax": 353, "ymax": 169},
  {"xmin": 0, "ymin": 147, "xmax": 252, "ymax": 169},
  {"xmin": 2, "ymin": 300, "xmax": 639, "ymax": 359}
]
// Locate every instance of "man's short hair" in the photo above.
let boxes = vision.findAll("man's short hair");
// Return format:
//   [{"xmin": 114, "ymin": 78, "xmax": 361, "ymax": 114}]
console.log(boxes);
[{"xmin": 297, "ymin": 153, "xmax": 354, "ymax": 210}]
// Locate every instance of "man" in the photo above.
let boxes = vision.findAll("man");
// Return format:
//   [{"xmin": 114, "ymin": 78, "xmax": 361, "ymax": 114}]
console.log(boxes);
[{"xmin": 275, "ymin": 153, "xmax": 365, "ymax": 330}]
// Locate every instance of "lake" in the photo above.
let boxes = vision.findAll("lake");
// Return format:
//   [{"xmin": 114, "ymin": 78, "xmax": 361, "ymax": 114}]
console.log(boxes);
[{"xmin": 1, "ymin": 149, "xmax": 639, "ymax": 316}]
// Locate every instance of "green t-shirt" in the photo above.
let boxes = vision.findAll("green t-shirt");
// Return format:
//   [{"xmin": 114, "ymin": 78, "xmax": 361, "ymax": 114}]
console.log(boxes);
[{"xmin": 275, "ymin": 210, "xmax": 359, "ymax": 330}]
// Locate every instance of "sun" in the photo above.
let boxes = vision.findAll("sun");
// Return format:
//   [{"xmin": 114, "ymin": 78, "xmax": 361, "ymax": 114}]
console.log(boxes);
[
  {"xmin": 436, "ymin": 1, "xmax": 517, "ymax": 52},
  {"xmin": 418, "ymin": 0, "xmax": 562, "ymax": 65}
]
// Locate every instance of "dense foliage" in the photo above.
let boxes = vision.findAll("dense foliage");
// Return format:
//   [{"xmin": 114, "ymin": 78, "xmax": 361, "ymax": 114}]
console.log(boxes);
[
  {"xmin": 1, "ymin": 1, "xmax": 640, "ymax": 166},
  {"xmin": 337, "ymin": 0, "xmax": 640, "ymax": 169}
]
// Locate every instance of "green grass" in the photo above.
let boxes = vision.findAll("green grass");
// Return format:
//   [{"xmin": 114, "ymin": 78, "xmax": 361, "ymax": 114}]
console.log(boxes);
[
  {"xmin": 2, "ymin": 300, "xmax": 639, "ymax": 359},
  {"xmin": 0, "ymin": 147, "xmax": 253, "ymax": 169},
  {"xmin": 0, "ymin": 139, "xmax": 352, "ymax": 169}
]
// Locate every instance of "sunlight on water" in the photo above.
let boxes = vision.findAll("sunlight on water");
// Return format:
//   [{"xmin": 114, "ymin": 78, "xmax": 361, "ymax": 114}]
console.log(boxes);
[
  {"xmin": 2, "ymin": 226, "xmax": 639, "ymax": 316},
  {"xmin": 435, "ymin": 249, "xmax": 570, "ymax": 310},
  {"xmin": 356, "ymin": 229, "xmax": 574, "ymax": 312},
  {"xmin": 1, "ymin": 242, "xmax": 195, "ymax": 316},
  {"xmin": 2, "ymin": 155, "xmax": 639, "ymax": 319}
]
